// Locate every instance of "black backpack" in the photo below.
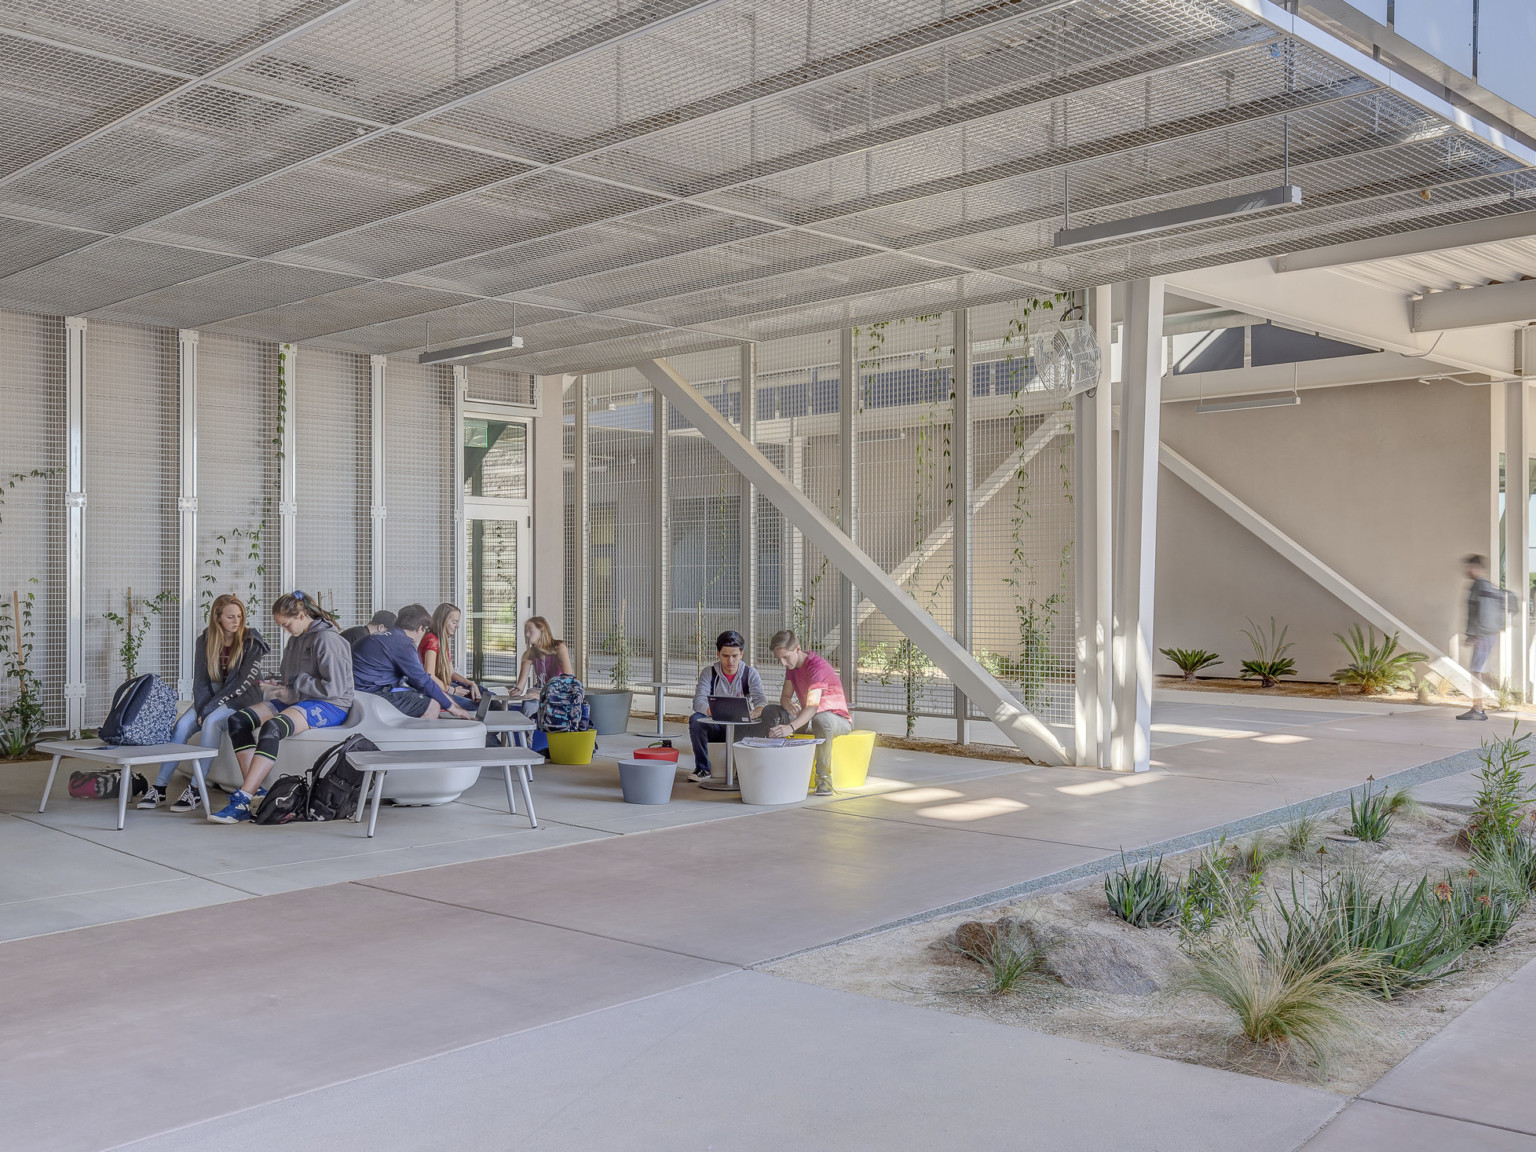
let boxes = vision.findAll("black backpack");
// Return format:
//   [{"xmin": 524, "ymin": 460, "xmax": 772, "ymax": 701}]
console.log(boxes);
[
  {"xmin": 305, "ymin": 734, "xmax": 376, "ymax": 822},
  {"xmin": 252, "ymin": 774, "xmax": 308, "ymax": 825}
]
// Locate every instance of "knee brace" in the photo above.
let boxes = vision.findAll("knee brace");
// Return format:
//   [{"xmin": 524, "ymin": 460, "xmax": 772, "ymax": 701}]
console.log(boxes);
[
  {"xmin": 253, "ymin": 714, "xmax": 296, "ymax": 763},
  {"xmin": 228, "ymin": 708, "xmax": 260, "ymax": 753}
]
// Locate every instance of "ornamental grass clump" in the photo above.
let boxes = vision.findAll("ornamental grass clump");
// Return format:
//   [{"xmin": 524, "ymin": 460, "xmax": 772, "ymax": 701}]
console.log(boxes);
[
  {"xmin": 1434, "ymin": 869, "xmax": 1525, "ymax": 948},
  {"xmin": 1179, "ymin": 840, "xmax": 1262, "ymax": 943},
  {"xmin": 950, "ymin": 925, "xmax": 1048, "ymax": 996},
  {"xmin": 1472, "ymin": 830, "xmax": 1536, "ymax": 897},
  {"xmin": 1179, "ymin": 941, "xmax": 1375, "ymax": 1073},
  {"xmin": 1104, "ymin": 853, "xmax": 1182, "ymax": 927}
]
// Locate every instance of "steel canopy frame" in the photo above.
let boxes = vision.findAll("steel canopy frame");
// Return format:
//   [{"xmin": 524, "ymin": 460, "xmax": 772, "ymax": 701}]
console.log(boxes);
[{"xmin": 637, "ymin": 357, "xmax": 1069, "ymax": 765}]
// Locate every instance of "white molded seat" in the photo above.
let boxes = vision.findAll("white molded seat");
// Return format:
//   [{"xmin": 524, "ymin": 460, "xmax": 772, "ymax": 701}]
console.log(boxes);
[{"xmin": 206, "ymin": 692, "xmax": 487, "ymax": 805}]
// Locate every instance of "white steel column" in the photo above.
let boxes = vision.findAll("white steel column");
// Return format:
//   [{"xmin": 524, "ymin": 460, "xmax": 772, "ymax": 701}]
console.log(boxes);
[
  {"xmin": 740, "ymin": 344, "xmax": 758, "ymax": 663},
  {"xmin": 278, "ymin": 344, "xmax": 298, "ymax": 597},
  {"xmin": 369, "ymin": 355, "xmax": 387, "ymax": 613},
  {"xmin": 177, "ymin": 329, "xmax": 198, "ymax": 700},
  {"xmin": 64, "ymin": 316, "xmax": 86, "ymax": 736},
  {"xmin": 1508, "ymin": 374, "xmax": 1531, "ymax": 699},
  {"xmin": 1110, "ymin": 277, "xmax": 1164, "ymax": 774},
  {"xmin": 653, "ymin": 389, "xmax": 669, "ymax": 685},
  {"xmin": 639, "ymin": 358, "xmax": 1069, "ymax": 764},
  {"xmin": 1074, "ymin": 286, "xmax": 1113, "ymax": 767},
  {"xmin": 952, "ymin": 307, "xmax": 972, "ymax": 745},
  {"xmin": 838, "ymin": 328, "xmax": 857, "ymax": 701},
  {"xmin": 451, "ymin": 365, "xmax": 467, "ymax": 666},
  {"xmin": 573, "ymin": 375, "xmax": 589, "ymax": 682}
]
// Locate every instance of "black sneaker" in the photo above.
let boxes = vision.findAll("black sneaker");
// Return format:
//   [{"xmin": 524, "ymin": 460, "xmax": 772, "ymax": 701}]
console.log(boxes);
[
  {"xmin": 1457, "ymin": 708, "xmax": 1489, "ymax": 721},
  {"xmin": 169, "ymin": 782, "xmax": 203, "ymax": 813},
  {"xmin": 687, "ymin": 767, "xmax": 711, "ymax": 783},
  {"xmin": 136, "ymin": 785, "xmax": 164, "ymax": 810}
]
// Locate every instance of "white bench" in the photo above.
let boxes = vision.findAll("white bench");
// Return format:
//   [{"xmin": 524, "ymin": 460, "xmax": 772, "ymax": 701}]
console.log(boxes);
[
  {"xmin": 206, "ymin": 692, "xmax": 487, "ymax": 805},
  {"xmin": 348, "ymin": 746, "xmax": 542, "ymax": 838},
  {"xmin": 35, "ymin": 739, "xmax": 221, "ymax": 829}
]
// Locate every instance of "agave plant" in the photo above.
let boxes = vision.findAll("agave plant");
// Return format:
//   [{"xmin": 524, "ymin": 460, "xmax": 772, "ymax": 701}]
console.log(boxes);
[
  {"xmin": 1331, "ymin": 624, "xmax": 1428, "ymax": 695},
  {"xmin": 1239, "ymin": 617, "xmax": 1296, "ymax": 688},
  {"xmin": 1160, "ymin": 646, "xmax": 1222, "ymax": 681}
]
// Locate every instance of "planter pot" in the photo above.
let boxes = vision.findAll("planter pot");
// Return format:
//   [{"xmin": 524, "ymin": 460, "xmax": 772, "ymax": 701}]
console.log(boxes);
[
  {"xmin": 586, "ymin": 689, "xmax": 633, "ymax": 735},
  {"xmin": 545, "ymin": 729, "xmax": 597, "ymax": 765},
  {"xmin": 618, "ymin": 758, "xmax": 675, "ymax": 804},
  {"xmin": 734, "ymin": 740, "xmax": 819, "ymax": 806}
]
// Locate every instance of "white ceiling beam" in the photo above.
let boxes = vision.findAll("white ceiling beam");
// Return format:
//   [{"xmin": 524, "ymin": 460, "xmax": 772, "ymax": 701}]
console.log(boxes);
[
  {"xmin": 1276, "ymin": 209, "xmax": 1536, "ymax": 273},
  {"xmin": 1165, "ymin": 257, "xmax": 1516, "ymax": 378},
  {"xmin": 1160, "ymin": 350, "xmax": 1461, "ymax": 402},
  {"xmin": 1413, "ymin": 280, "xmax": 1536, "ymax": 333}
]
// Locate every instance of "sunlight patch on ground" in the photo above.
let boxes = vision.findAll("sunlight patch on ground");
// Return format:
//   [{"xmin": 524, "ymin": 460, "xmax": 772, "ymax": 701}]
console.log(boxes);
[
  {"xmin": 915, "ymin": 798, "xmax": 1027, "ymax": 821},
  {"xmin": 1253, "ymin": 733, "xmax": 1311, "ymax": 745},
  {"xmin": 881, "ymin": 787, "xmax": 965, "ymax": 805},
  {"xmin": 1151, "ymin": 723, "xmax": 1262, "ymax": 739},
  {"xmin": 1055, "ymin": 772, "xmax": 1164, "ymax": 797}
]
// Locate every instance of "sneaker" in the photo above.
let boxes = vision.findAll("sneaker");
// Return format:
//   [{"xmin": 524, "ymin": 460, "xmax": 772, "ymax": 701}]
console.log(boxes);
[
  {"xmin": 1457, "ymin": 708, "xmax": 1489, "ymax": 721},
  {"xmin": 169, "ymin": 782, "xmax": 203, "ymax": 813},
  {"xmin": 136, "ymin": 785, "xmax": 164, "ymax": 810},
  {"xmin": 207, "ymin": 791, "xmax": 252, "ymax": 824},
  {"xmin": 687, "ymin": 768, "xmax": 712, "ymax": 783}
]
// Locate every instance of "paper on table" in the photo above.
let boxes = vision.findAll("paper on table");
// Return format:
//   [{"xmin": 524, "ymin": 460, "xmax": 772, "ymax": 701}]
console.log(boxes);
[{"xmin": 738, "ymin": 736, "xmax": 824, "ymax": 748}]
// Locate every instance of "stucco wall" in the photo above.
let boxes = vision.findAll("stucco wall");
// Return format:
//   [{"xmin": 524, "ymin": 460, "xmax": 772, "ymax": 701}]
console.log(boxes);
[{"xmin": 1156, "ymin": 379, "xmax": 1491, "ymax": 683}]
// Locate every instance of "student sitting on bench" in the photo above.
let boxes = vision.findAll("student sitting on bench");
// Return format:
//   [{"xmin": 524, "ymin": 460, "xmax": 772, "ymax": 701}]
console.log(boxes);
[
  {"xmin": 341, "ymin": 609, "xmax": 396, "ymax": 649},
  {"xmin": 353, "ymin": 603, "xmax": 474, "ymax": 720},
  {"xmin": 686, "ymin": 630, "xmax": 769, "ymax": 783}
]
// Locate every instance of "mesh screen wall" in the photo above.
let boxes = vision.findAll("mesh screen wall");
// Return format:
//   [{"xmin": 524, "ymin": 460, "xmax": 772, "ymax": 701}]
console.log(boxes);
[
  {"xmin": 296, "ymin": 347, "xmax": 371, "ymax": 627},
  {"xmin": 0, "ymin": 311, "xmax": 66, "ymax": 729},
  {"xmin": 384, "ymin": 356, "xmax": 453, "ymax": 610},
  {"xmin": 83, "ymin": 320, "xmax": 179, "ymax": 723}
]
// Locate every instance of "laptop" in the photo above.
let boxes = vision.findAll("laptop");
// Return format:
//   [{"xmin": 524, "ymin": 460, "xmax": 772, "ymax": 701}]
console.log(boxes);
[{"xmin": 707, "ymin": 695, "xmax": 752, "ymax": 723}]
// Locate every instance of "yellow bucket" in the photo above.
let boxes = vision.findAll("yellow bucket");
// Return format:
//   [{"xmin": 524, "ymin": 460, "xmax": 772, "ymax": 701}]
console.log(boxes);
[
  {"xmin": 545, "ymin": 729, "xmax": 597, "ymax": 765},
  {"xmin": 806, "ymin": 730, "xmax": 876, "ymax": 790}
]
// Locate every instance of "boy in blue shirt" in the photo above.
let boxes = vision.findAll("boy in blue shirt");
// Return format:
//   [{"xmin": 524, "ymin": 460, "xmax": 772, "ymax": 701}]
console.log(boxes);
[{"xmin": 353, "ymin": 603, "xmax": 473, "ymax": 719}]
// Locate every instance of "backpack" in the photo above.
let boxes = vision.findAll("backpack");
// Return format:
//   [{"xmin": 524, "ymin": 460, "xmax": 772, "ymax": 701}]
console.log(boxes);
[
  {"xmin": 537, "ymin": 674, "xmax": 589, "ymax": 733},
  {"xmin": 68, "ymin": 769, "xmax": 148, "ymax": 800},
  {"xmin": 305, "ymin": 734, "xmax": 375, "ymax": 822},
  {"xmin": 252, "ymin": 774, "xmax": 308, "ymax": 825},
  {"xmin": 98, "ymin": 674, "xmax": 177, "ymax": 746}
]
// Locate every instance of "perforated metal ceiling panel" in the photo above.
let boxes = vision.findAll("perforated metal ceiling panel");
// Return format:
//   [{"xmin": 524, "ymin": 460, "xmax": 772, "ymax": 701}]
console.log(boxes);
[{"xmin": 0, "ymin": 0, "xmax": 1529, "ymax": 373}]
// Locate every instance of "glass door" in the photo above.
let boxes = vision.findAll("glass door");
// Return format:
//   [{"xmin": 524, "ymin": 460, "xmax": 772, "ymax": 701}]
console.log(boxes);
[{"xmin": 464, "ymin": 413, "xmax": 532, "ymax": 684}]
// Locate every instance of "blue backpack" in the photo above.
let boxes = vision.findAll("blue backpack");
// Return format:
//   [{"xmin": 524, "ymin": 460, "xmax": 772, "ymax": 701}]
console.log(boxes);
[
  {"xmin": 98, "ymin": 674, "xmax": 177, "ymax": 746},
  {"xmin": 537, "ymin": 674, "xmax": 590, "ymax": 733}
]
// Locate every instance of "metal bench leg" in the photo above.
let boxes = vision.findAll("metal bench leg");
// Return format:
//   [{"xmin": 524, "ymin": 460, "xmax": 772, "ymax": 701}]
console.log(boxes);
[
  {"xmin": 518, "ymin": 765, "xmax": 537, "ymax": 829},
  {"xmin": 502, "ymin": 764, "xmax": 518, "ymax": 815},
  {"xmin": 192, "ymin": 761, "xmax": 212, "ymax": 819},
  {"xmin": 38, "ymin": 754, "xmax": 61, "ymax": 813},
  {"xmin": 353, "ymin": 771, "xmax": 371, "ymax": 822},
  {"xmin": 117, "ymin": 765, "xmax": 131, "ymax": 830},
  {"xmin": 366, "ymin": 770, "xmax": 385, "ymax": 838}
]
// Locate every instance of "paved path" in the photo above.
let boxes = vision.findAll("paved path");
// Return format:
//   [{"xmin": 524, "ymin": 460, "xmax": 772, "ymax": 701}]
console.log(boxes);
[{"xmin": 0, "ymin": 709, "xmax": 1500, "ymax": 1151}]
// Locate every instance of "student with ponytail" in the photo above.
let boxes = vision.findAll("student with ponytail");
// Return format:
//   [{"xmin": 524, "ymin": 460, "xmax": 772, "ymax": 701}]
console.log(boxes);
[
  {"xmin": 208, "ymin": 591, "xmax": 354, "ymax": 824},
  {"xmin": 418, "ymin": 602, "xmax": 481, "ymax": 710}
]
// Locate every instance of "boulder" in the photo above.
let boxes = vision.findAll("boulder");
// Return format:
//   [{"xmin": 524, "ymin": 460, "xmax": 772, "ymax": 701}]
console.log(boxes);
[{"xmin": 943, "ymin": 916, "xmax": 1177, "ymax": 996}]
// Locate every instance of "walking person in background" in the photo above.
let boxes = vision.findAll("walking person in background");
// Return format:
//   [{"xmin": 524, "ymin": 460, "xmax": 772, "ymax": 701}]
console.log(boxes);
[
  {"xmin": 1460, "ymin": 553, "xmax": 1507, "ymax": 721},
  {"xmin": 766, "ymin": 629, "xmax": 852, "ymax": 794},
  {"xmin": 142, "ymin": 594, "xmax": 269, "ymax": 812}
]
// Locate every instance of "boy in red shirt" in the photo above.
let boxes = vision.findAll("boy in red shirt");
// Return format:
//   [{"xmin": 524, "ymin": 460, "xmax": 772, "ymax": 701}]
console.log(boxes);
[{"xmin": 767, "ymin": 628, "xmax": 853, "ymax": 795}]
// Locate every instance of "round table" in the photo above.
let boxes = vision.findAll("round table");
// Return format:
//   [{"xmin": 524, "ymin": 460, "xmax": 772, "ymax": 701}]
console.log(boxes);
[{"xmin": 697, "ymin": 720, "xmax": 745, "ymax": 792}]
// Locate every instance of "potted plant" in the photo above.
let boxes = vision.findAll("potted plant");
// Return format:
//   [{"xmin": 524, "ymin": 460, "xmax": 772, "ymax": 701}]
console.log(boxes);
[{"xmin": 587, "ymin": 598, "xmax": 635, "ymax": 735}]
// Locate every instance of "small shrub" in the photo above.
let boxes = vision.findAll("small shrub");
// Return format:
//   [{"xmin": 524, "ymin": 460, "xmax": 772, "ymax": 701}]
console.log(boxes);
[
  {"xmin": 1180, "ymin": 941, "xmax": 1374, "ymax": 1073},
  {"xmin": 1330, "ymin": 624, "xmax": 1428, "ymax": 695},
  {"xmin": 1434, "ymin": 872, "xmax": 1524, "ymax": 948},
  {"xmin": 1105, "ymin": 853, "xmax": 1182, "ymax": 927},
  {"xmin": 1179, "ymin": 840, "xmax": 1262, "ymax": 942},
  {"xmin": 1239, "ymin": 617, "xmax": 1297, "ymax": 688},
  {"xmin": 1160, "ymin": 647, "xmax": 1222, "ymax": 681},
  {"xmin": 1347, "ymin": 780, "xmax": 1395, "ymax": 843},
  {"xmin": 1467, "ymin": 726, "xmax": 1534, "ymax": 854},
  {"xmin": 951, "ymin": 925, "xmax": 1048, "ymax": 995},
  {"xmin": 1232, "ymin": 836, "xmax": 1279, "ymax": 877},
  {"xmin": 1279, "ymin": 809, "xmax": 1322, "ymax": 856},
  {"xmin": 1473, "ymin": 831, "xmax": 1536, "ymax": 897}
]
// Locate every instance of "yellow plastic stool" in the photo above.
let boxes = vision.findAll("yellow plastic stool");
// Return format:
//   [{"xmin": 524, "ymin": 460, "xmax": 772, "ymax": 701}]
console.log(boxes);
[
  {"xmin": 806, "ymin": 730, "xmax": 876, "ymax": 790},
  {"xmin": 545, "ymin": 730, "xmax": 597, "ymax": 765}
]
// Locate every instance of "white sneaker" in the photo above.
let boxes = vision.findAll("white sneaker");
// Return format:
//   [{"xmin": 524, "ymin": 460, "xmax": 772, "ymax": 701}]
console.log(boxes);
[
  {"xmin": 169, "ymin": 782, "xmax": 203, "ymax": 813},
  {"xmin": 687, "ymin": 768, "xmax": 711, "ymax": 783},
  {"xmin": 136, "ymin": 785, "xmax": 164, "ymax": 810}
]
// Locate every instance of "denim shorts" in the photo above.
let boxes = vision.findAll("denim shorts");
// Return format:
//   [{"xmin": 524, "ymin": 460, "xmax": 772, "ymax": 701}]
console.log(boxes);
[{"xmin": 296, "ymin": 699, "xmax": 349, "ymax": 728}]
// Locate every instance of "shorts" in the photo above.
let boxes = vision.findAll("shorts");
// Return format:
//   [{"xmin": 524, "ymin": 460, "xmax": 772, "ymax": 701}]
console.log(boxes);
[
  {"xmin": 296, "ymin": 699, "xmax": 349, "ymax": 728},
  {"xmin": 376, "ymin": 688, "xmax": 432, "ymax": 718},
  {"xmin": 1471, "ymin": 633, "xmax": 1497, "ymax": 675}
]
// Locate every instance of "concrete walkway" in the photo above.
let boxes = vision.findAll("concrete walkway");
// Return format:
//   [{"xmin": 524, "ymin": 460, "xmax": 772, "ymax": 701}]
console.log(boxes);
[{"xmin": 0, "ymin": 706, "xmax": 1504, "ymax": 1151}]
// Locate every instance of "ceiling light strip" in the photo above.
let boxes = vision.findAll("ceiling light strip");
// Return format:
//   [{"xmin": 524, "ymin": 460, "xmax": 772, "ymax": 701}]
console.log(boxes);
[{"xmin": 1055, "ymin": 185, "xmax": 1303, "ymax": 248}]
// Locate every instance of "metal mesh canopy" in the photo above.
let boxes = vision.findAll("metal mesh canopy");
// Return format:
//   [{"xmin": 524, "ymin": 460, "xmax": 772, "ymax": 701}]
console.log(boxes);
[{"xmin": 0, "ymin": 0, "xmax": 1530, "ymax": 374}]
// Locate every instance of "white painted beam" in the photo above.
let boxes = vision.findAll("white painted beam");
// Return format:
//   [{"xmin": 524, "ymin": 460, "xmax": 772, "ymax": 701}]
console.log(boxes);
[
  {"xmin": 1076, "ymin": 285, "xmax": 1113, "ymax": 768},
  {"xmin": 64, "ymin": 316, "xmax": 86, "ymax": 736},
  {"xmin": 278, "ymin": 344, "xmax": 298, "ymax": 602},
  {"xmin": 369, "ymin": 354, "xmax": 387, "ymax": 613},
  {"xmin": 1507, "ymin": 376, "xmax": 1530, "ymax": 699},
  {"xmin": 1160, "ymin": 444, "xmax": 1478, "ymax": 697},
  {"xmin": 1414, "ymin": 280, "xmax": 1536, "ymax": 333},
  {"xmin": 638, "ymin": 358, "xmax": 1068, "ymax": 764},
  {"xmin": 177, "ymin": 329, "xmax": 198, "ymax": 700},
  {"xmin": 952, "ymin": 307, "xmax": 972, "ymax": 745},
  {"xmin": 573, "ymin": 375, "xmax": 589, "ymax": 682},
  {"xmin": 1111, "ymin": 278, "xmax": 1165, "ymax": 774},
  {"xmin": 1166, "ymin": 258, "xmax": 1516, "ymax": 378},
  {"xmin": 1277, "ymin": 209, "xmax": 1536, "ymax": 273},
  {"xmin": 1161, "ymin": 350, "xmax": 1463, "ymax": 403}
]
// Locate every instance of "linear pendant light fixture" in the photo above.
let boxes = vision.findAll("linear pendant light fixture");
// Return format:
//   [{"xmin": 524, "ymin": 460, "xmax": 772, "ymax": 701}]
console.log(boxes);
[
  {"xmin": 1195, "ymin": 391, "xmax": 1302, "ymax": 414},
  {"xmin": 418, "ymin": 334, "xmax": 524, "ymax": 364},
  {"xmin": 1055, "ymin": 184, "xmax": 1303, "ymax": 248}
]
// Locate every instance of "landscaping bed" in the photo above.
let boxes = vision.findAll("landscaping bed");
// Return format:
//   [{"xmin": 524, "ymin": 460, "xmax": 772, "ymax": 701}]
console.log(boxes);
[{"xmin": 765, "ymin": 743, "xmax": 1536, "ymax": 1095}]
